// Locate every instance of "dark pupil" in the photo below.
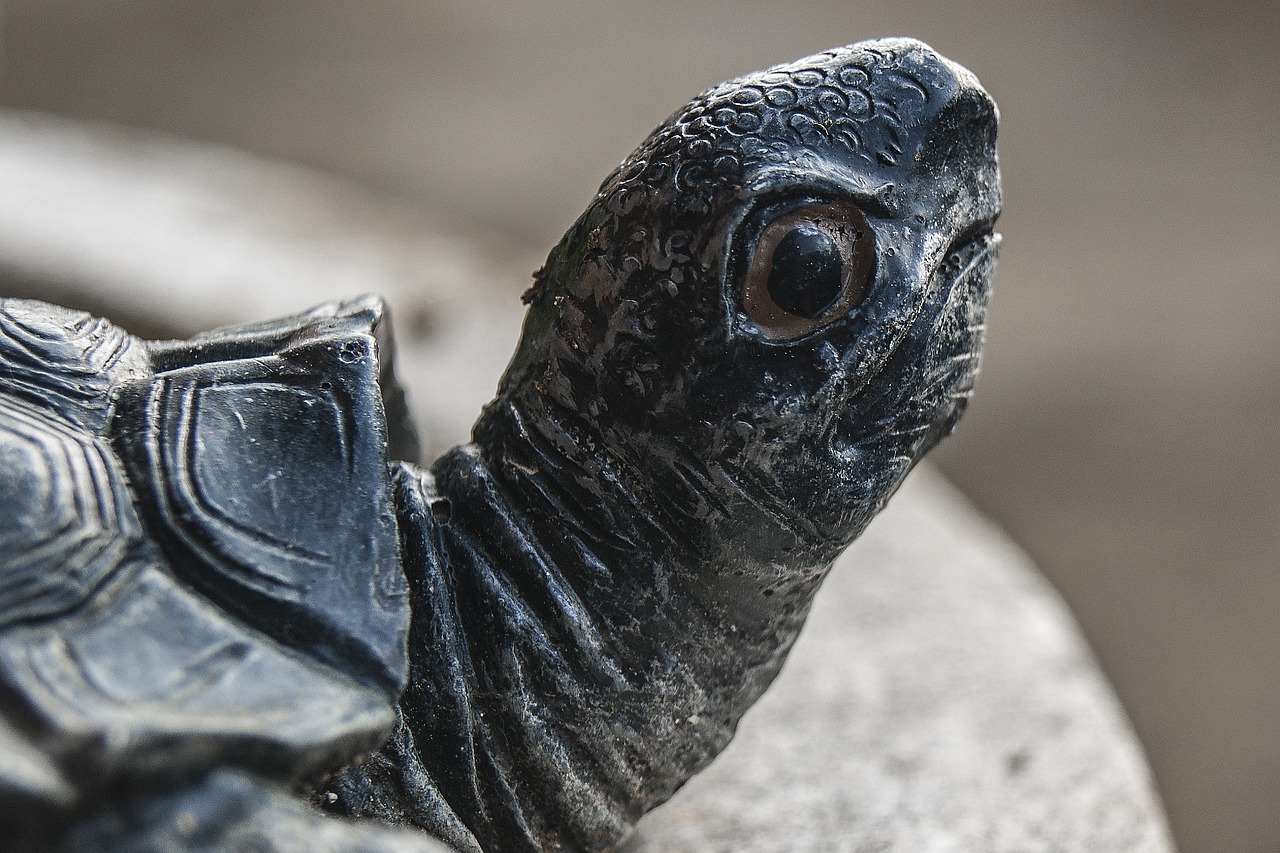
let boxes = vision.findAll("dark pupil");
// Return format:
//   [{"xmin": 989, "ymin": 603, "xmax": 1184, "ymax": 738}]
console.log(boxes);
[{"xmin": 766, "ymin": 225, "xmax": 845, "ymax": 319}]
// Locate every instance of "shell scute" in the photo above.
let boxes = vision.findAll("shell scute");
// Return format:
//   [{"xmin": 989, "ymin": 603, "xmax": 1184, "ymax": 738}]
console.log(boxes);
[
  {"xmin": 118, "ymin": 298, "xmax": 411, "ymax": 697},
  {"xmin": 0, "ymin": 395, "xmax": 139, "ymax": 629}
]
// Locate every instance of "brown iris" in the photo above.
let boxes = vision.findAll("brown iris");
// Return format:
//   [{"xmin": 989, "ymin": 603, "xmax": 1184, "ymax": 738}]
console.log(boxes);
[{"xmin": 742, "ymin": 201, "xmax": 874, "ymax": 340}]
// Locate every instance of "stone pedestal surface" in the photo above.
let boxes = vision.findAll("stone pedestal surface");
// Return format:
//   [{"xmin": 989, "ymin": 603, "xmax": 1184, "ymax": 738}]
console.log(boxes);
[{"xmin": 0, "ymin": 110, "xmax": 1173, "ymax": 852}]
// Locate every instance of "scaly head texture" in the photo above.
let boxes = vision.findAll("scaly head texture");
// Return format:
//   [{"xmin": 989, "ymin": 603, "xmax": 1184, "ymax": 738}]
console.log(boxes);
[{"xmin": 489, "ymin": 37, "xmax": 1000, "ymax": 582}]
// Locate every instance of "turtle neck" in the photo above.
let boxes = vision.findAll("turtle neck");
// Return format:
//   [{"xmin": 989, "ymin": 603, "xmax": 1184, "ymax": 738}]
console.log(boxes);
[{"xmin": 324, "ymin": 384, "xmax": 829, "ymax": 853}]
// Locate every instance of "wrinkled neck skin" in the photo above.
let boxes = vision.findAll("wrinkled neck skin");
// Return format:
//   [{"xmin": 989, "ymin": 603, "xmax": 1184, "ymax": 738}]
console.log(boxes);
[
  {"xmin": 423, "ymin": 396, "xmax": 834, "ymax": 850},
  {"xmin": 347, "ymin": 402, "xmax": 848, "ymax": 853},
  {"xmin": 322, "ymin": 417, "xmax": 827, "ymax": 852}
]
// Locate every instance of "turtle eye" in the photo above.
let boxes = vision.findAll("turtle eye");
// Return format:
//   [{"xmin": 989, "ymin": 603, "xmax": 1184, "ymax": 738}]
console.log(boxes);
[{"xmin": 742, "ymin": 201, "xmax": 874, "ymax": 340}]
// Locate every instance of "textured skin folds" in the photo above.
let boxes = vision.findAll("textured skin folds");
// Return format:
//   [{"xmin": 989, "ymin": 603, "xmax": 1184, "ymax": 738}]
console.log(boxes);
[{"xmin": 0, "ymin": 38, "xmax": 998, "ymax": 853}]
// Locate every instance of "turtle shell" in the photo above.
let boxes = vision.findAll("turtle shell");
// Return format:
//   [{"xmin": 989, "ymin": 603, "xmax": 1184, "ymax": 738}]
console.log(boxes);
[
  {"xmin": 115, "ymin": 296, "xmax": 413, "ymax": 695},
  {"xmin": 0, "ymin": 297, "xmax": 414, "ymax": 827},
  {"xmin": 0, "ymin": 394, "xmax": 140, "ymax": 629},
  {"xmin": 0, "ymin": 299, "xmax": 149, "ymax": 628}
]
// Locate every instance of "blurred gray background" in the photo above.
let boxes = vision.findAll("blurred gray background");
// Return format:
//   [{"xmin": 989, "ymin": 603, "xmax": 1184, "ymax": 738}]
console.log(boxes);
[{"xmin": 1, "ymin": 2, "xmax": 1276, "ymax": 850}]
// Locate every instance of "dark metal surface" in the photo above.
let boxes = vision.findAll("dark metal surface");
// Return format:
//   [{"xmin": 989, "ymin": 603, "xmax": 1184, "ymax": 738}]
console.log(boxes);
[{"xmin": 0, "ymin": 38, "xmax": 999, "ymax": 853}]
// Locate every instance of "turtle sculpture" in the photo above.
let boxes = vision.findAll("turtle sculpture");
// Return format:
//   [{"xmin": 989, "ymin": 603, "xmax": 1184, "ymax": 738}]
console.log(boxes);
[{"xmin": 0, "ymin": 38, "xmax": 1000, "ymax": 853}]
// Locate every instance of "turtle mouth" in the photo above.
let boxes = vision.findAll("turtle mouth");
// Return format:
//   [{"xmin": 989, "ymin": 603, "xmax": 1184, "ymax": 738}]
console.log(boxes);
[{"xmin": 817, "ymin": 223, "xmax": 999, "ymax": 510}]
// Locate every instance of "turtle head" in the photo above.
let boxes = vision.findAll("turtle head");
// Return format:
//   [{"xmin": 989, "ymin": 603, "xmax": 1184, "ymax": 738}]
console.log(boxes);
[{"xmin": 486, "ymin": 38, "xmax": 1000, "ymax": 580}]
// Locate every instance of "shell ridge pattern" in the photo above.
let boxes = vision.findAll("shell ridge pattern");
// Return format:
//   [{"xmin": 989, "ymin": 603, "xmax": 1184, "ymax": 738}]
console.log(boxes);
[
  {"xmin": 0, "ymin": 562, "xmax": 396, "ymax": 790},
  {"xmin": 0, "ymin": 298, "xmax": 416, "ymax": 845},
  {"xmin": 0, "ymin": 300, "xmax": 144, "ymax": 432},
  {"xmin": 124, "ymin": 309, "xmax": 410, "ymax": 697},
  {"xmin": 0, "ymin": 328, "xmax": 143, "ymax": 630}
]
